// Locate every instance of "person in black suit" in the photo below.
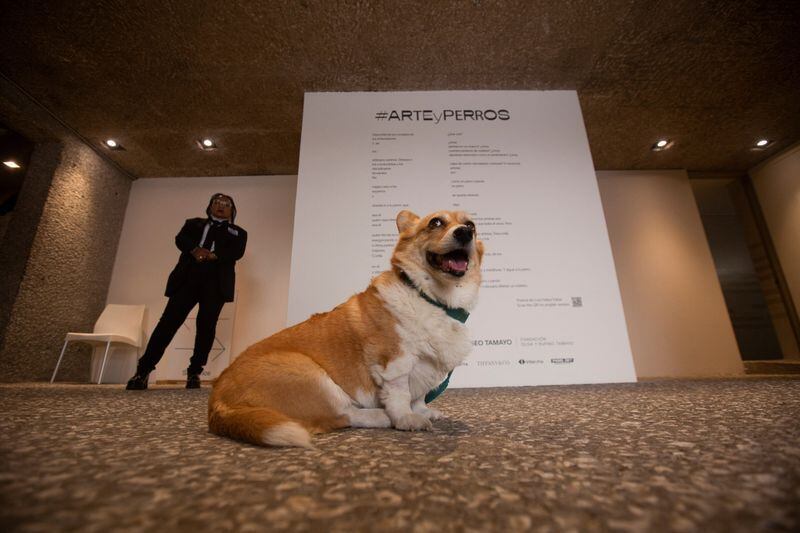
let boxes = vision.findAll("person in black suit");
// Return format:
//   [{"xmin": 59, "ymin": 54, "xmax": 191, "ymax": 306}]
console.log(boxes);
[{"xmin": 126, "ymin": 193, "xmax": 247, "ymax": 390}]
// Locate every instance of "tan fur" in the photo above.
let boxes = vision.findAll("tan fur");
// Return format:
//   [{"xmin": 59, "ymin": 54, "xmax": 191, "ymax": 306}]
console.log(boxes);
[{"xmin": 209, "ymin": 209, "xmax": 482, "ymax": 448}]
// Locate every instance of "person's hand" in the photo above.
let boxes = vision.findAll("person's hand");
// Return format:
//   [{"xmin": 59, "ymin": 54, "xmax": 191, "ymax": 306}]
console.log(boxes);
[
  {"xmin": 207, "ymin": 252, "xmax": 218, "ymax": 261},
  {"xmin": 191, "ymin": 247, "xmax": 211, "ymax": 262}
]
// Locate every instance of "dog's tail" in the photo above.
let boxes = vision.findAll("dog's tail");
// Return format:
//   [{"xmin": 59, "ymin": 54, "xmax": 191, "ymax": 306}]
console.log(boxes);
[{"xmin": 208, "ymin": 401, "xmax": 313, "ymax": 448}]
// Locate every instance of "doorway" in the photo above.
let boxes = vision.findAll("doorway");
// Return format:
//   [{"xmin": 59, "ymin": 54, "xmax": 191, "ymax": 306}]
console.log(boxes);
[
  {"xmin": 0, "ymin": 123, "xmax": 34, "ymax": 243},
  {"xmin": 691, "ymin": 176, "xmax": 800, "ymax": 361}
]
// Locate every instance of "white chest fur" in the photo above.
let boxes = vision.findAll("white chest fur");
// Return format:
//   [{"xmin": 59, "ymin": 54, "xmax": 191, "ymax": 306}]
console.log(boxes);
[{"xmin": 377, "ymin": 282, "xmax": 473, "ymax": 400}]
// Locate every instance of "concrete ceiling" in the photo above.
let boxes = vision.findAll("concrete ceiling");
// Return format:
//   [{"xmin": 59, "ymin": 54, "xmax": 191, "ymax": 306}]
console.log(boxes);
[{"xmin": 1, "ymin": 1, "xmax": 798, "ymax": 178}]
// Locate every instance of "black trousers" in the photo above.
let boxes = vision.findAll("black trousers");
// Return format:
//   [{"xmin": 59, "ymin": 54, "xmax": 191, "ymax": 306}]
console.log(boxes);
[{"xmin": 137, "ymin": 266, "xmax": 226, "ymax": 376}]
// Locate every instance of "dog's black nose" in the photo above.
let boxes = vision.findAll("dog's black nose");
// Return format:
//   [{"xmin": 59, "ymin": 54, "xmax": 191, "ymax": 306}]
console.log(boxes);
[{"xmin": 453, "ymin": 225, "xmax": 473, "ymax": 244}]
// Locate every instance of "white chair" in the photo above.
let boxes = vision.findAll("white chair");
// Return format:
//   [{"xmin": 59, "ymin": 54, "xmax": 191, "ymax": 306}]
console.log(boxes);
[{"xmin": 51, "ymin": 304, "xmax": 146, "ymax": 384}]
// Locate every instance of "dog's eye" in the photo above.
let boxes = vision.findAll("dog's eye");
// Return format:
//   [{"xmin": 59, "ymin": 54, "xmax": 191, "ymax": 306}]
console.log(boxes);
[
  {"xmin": 428, "ymin": 217, "xmax": 444, "ymax": 229},
  {"xmin": 464, "ymin": 220, "xmax": 475, "ymax": 230}
]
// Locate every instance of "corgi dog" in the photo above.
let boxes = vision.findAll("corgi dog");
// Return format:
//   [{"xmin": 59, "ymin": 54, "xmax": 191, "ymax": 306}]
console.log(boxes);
[{"xmin": 208, "ymin": 209, "xmax": 483, "ymax": 448}]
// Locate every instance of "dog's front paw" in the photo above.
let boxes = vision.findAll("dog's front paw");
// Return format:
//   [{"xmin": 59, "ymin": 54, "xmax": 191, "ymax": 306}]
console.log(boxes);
[
  {"xmin": 414, "ymin": 406, "xmax": 443, "ymax": 420},
  {"xmin": 395, "ymin": 413, "xmax": 433, "ymax": 431}
]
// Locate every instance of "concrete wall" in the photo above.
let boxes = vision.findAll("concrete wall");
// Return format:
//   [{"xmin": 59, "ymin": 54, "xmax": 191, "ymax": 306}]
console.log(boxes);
[
  {"xmin": 596, "ymin": 170, "xmax": 744, "ymax": 378},
  {"xmin": 0, "ymin": 139, "xmax": 132, "ymax": 381},
  {"xmin": 0, "ymin": 78, "xmax": 132, "ymax": 382},
  {"xmin": 0, "ymin": 142, "xmax": 60, "ymax": 348},
  {"xmin": 749, "ymin": 142, "xmax": 800, "ymax": 353}
]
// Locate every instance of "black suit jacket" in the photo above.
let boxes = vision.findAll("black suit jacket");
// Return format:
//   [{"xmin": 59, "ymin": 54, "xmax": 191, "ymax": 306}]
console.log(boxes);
[{"xmin": 165, "ymin": 218, "xmax": 248, "ymax": 302}]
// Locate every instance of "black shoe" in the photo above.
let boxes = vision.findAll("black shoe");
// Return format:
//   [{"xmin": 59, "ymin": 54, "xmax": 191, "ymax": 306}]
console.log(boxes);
[
  {"xmin": 186, "ymin": 374, "xmax": 201, "ymax": 389},
  {"xmin": 126, "ymin": 373, "xmax": 149, "ymax": 390}
]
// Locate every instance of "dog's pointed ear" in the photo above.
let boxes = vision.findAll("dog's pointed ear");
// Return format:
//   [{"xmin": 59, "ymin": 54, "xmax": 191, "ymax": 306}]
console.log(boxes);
[{"xmin": 396, "ymin": 210, "xmax": 419, "ymax": 233}]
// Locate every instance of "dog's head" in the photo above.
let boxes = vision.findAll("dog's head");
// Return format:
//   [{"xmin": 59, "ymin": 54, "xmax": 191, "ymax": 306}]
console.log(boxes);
[{"xmin": 391, "ymin": 210, "xmax": 484, "ymax": 309}]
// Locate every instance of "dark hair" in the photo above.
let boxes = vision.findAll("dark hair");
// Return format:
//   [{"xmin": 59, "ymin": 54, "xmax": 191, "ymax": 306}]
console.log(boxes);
[{"xmin": 206, "ymin": 193, "xmax": 237, "ymax": 223}]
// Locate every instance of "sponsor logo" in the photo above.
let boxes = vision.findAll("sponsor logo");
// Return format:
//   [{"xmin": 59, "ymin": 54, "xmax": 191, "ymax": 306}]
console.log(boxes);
[
  {"xmin": 550, "ymin": 357, "xmax": 575, "ymax": 364},
  {"xmin": 375, "ymin": 109, "xmax": 510, "ymax": 123},
  {"xmin": 518, "ymin": 359, "xmax": 544, "ymax": 365},
  {"xmin": 476, "ymin": 360, "xmax": 512, "ymax": 367},
  {"xmin": 472, "ymin": 339, "xmax": 513, "ymax": 346}
]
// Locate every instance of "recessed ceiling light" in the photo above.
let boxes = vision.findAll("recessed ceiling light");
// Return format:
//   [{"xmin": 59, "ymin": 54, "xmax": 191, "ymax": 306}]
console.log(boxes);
[
  {"xmin": 3, "ymin": 160, "xmax": 21, "ymax": 169},
  {"xmin": 104, "ymin": 139, "xmax": 124, "ymax": 150},
  {"xmin": 751, "ymin": 138, "xmax": 776, "ymax": 151},
  {"xmin": 197, "ymin": 138, "xmax": 217, "ymax": 151},
  {"xmin": 651, "ymin": 139, "xmax": 673, "ymax": 151}
]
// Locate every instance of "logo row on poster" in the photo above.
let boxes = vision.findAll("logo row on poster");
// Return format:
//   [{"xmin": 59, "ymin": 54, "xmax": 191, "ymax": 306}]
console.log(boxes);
[{"xmin": 462, "ymin": 357, "xmax": 576, "ymax": 367}]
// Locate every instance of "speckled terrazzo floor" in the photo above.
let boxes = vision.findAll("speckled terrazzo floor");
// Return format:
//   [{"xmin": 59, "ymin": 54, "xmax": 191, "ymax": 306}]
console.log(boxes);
[{"xmin": 1, "ymin": 379, "xmax": 799, "ymax": 532}]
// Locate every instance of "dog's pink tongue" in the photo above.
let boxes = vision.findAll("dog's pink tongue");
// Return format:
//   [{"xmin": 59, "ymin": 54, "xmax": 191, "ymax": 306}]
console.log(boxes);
[{"xmin": 446, "ymin": 258, "xmax": 468, "ymax": 273}]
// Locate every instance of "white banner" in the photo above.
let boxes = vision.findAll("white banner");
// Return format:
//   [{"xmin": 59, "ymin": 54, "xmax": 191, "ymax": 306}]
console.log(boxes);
[{"xmin": 290, "ymin": 91, "xmax": 636, "ymax": 386}]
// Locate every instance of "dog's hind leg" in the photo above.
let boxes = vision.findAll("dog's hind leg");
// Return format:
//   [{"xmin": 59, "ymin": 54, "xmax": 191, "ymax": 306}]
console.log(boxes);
[
  {"xmin": 210, "ymin": 351, "xmax": 351, "ymax": 446},
  {"xmin": 346, "ymin": 408, "xmax": 391, "ymax": 428}
]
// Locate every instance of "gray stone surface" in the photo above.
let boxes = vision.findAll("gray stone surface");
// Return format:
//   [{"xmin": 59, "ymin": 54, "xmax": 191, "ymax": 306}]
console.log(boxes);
[
  {"xmin": 0, "ymin": 141, "xmax": 60, "ymax": 352},
  {"xmin": 1, "ymin": 378, "xmax": 798, "ymax": 532},
  {"xmin": 0, "ymin": 139, "xmax": 131, "ymax": 381},
  {"xmin": 0, "ymin": 71, "xmax": 133, "ymax": 382}
]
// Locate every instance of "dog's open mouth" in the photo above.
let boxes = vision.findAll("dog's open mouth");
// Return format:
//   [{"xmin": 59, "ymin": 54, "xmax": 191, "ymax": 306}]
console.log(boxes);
[{"xmin": 427, "ymin": 249, "xmax": 469, "ymax": 277}]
